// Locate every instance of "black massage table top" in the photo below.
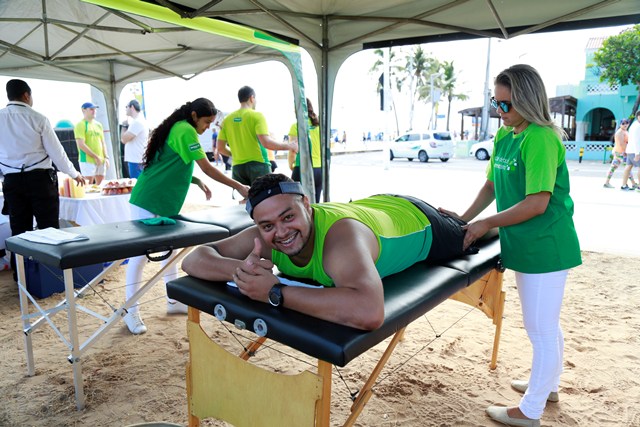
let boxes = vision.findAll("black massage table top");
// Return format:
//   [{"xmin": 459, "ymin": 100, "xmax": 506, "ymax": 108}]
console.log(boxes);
[
  {"xmin": 173, "ymin": 205, "xmax": 255, "ymax": 236},
  {"xmin": 6, "ymin": 220, "xmax": 229, "ymax": 270},
  {"xmin": 167, "ymin": 237, "xmax": 501, "ymax": 367}
]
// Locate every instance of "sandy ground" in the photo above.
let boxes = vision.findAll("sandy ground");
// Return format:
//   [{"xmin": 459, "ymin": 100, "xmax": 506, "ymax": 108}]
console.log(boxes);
[
  {"xmin": 1, "ymin": 156, "xmax": 639, "ymax": 426},
  {"xmin": 1, "ymin": 249, "xmax": 638, "ymax": 426}
]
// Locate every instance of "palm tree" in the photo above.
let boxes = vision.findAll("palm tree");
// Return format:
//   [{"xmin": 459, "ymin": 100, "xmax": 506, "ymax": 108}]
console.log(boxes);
[
  {"xmin": 397, "ymin": 46, "xmax": 438, "ymax": 130},
  {"xmin": 417, "ymin": 60, "xmax": 467, "ymax": 131},
  {"xmin": 416, "ymin": 56, "xmax": 442, "ymax": 129},
  {"xmin": 370, "ymin": 47, "xmax": 402, "ymax": 135},
  {"xmin": 440, "ymin": 61, "xmax": 469, "ymax": 131}
]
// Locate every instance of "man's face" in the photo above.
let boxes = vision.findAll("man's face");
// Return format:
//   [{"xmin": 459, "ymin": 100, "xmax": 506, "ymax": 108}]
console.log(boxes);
[
  {"xmin": 252, "ymin": 193, "xmax": 313, "ymax": 259},
  {"xmin": 83, "ymin": 107, "xmax": 97, "ymax": 120}
]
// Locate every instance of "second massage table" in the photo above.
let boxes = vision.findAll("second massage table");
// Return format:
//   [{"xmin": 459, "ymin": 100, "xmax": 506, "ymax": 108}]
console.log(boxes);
[{"xmin": 6, "ymin": 219, "xmax": 230, "ymax": 410}]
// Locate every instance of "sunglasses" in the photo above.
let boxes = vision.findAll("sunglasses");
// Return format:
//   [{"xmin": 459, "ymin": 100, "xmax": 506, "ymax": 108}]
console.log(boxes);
[{"xmin": 490, "ymin": 97, "xmax": 512, "ymax": 113}]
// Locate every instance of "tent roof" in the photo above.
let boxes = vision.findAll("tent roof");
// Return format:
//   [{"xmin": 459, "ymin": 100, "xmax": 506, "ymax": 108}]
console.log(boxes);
[{"xmin": 1, "ymin": 1, "xmax": 638, "ymax": 89}]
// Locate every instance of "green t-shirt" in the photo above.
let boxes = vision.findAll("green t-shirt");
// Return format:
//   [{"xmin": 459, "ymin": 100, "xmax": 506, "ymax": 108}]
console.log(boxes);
[
  {"xmin": 130, "ymin": 120, "xmax": 206, "ymax": 217},
  {"xmin": 218, "ymin": 108, "xmax": 269, "ymax": 166},
  {"xmin": 271, "ymin": 195, "xmax": 432, "ymax": 286},
  {"xmin": 487, "ymin": 123, "xmax": 581, "ymax": 273},
  {"xmin": 74, "ymin": 120, "xmax": 104, "ymax": 164},
  {"xmin": 288, "ymin": 120, "xmax": 322, "ymax": 168}
]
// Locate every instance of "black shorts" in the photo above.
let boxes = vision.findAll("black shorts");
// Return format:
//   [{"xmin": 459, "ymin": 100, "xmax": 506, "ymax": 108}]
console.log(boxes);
[
  {"xmin": 232, "ymin": 161, "xmax": 271, "ymax": 186},
  {"xmin": 387, "ymin": 194, "xmax": 475, "ymax": 263}
]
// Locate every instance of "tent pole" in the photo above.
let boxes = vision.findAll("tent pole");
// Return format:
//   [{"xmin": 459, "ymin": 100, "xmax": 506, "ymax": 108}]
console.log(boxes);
[
  {"xmin": 321, "ymin": 16, "xmax": 330, "ymax": 202},
  {"xmin": 281, "ymin": 55, "xmax": 314, "ymax": 203}
]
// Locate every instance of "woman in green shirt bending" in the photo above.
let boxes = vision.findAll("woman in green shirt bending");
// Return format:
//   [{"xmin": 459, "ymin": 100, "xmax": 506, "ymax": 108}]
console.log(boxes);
[
  {"xmin": 441, "ymin": 64, "xmax": 581, "ymax": 427},
  {"xmin": 124, "ymin": 98, "xmax": 249, "ymax": 335}
]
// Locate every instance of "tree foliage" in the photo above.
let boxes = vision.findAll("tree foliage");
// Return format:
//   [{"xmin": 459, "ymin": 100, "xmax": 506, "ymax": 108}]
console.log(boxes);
[
  {"xmin": 370, "ymin": 45, "xmax": 468, "ymax": 132},
  {"xmin": 398, "ymin": 46, "xmax": 439, "ymax": 129},
  {"xmin": 418, "ymin": 60, "xmax": 468, "ymax": 131},
  {"xmin": 370, "ymin": 48, "xmax": 403, "ymax": 133},
  {"xmin": 593, "ymin": 24, "xmax": 640, "ymax": 114}
]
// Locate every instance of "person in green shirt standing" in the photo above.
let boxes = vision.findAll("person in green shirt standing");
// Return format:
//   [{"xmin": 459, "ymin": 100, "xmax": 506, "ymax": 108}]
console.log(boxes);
[
  {"xmin": 440, "ymin": 64, "xmax": 581, "ymax": 427},
  {"xmin": 123, "ymin": 98, "xmax": 249, "ymax": 335},
  {"xmin": 74, "ymin": 102, "xmax": 109, "ymax": 185},
  {"xmin": 217, "ymin": 86, "xmax": 297, "ymax": 185}
]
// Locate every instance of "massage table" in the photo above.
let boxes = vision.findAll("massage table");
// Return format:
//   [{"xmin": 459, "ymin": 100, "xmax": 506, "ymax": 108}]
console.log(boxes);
[
  {"xmin": 173, "ymin": 205, "xmax": 255, "ymax": 236},
  {"xmin": 166, "ymin": 229, "xmax": 505, "ymax": 427},
  {"xmin": 6, "ymin": 219, "xmax": 230, "ymax": 410}
]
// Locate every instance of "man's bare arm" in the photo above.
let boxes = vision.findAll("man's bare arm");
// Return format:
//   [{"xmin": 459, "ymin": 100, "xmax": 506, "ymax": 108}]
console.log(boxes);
[
  {"xmin": 182, "ymin": 226, "xmax": 267, "ymax": 281},
  {"xmin": 188, "ymin": 219, "xmax": 385, "ymax": 330},
  {"xmin": 257, "ymin": 134, "xmax": 297, "ymax": 152},
  {"xmin": 271, "ymin": 220, "xmax": 385, "ymax": 330},
  {"xmin": 121, "ymin": 131, "xmax": 135, "ymax": 144},
  {"xmin": 217, "ymin": 138, "xmax": 231, "ymax": 157}
]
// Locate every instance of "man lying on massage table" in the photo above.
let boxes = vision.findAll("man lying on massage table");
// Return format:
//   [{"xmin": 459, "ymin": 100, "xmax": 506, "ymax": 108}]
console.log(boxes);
[{"xmin": 183, "ymin": 173, "xmax": 486, "ymax": 330}]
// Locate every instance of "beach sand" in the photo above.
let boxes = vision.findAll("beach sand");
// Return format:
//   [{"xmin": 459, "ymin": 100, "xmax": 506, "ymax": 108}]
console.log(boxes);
[{"xmin": 0, "ymin": 196, "xmax": 639, "ymax": 427}]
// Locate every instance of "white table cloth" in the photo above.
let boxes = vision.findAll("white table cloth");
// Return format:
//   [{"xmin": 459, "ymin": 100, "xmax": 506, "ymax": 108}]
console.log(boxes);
[{"xmin": 59, "ymin": 193, "xmax": 131, "ymax": 226}]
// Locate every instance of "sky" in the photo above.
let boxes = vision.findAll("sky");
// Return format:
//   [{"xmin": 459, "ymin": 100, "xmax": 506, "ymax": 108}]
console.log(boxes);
[{"xmin": 0, "ymin": 24, "xmax": 633, "ymax": 142}]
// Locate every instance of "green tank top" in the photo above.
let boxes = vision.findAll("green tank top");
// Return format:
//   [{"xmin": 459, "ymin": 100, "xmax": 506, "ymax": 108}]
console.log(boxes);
[{"xmin": 271, "ymin": 195, "xmax": 432, "ymax": 286}]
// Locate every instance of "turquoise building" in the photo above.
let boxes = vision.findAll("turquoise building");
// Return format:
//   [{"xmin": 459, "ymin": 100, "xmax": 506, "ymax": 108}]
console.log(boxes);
[{"xmin": 557, "ymin": 37, "xmax": 638, "ymax": 161}]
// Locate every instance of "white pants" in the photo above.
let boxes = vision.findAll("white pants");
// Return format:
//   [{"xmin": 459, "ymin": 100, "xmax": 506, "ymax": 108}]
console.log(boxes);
[
  {"xmin": 516, "ymin": 270, "xmax": 568, "ymax": 420},
  {"xmin": 125, "ymin": 204, "xmax": 179, "ymax": 314}
]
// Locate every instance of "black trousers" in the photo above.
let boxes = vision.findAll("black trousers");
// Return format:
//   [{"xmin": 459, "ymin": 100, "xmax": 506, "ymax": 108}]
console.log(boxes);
[
  {"xmin": 291, "ymin": 166, "xmax": 323, "ymax": 203},
  {"xmin": 389, "ymin": 194, "xmax": 477, "ymax": 263},
  {"xmin": 3, "ymin": 169, "xmax": 60, "ymax": 273}
]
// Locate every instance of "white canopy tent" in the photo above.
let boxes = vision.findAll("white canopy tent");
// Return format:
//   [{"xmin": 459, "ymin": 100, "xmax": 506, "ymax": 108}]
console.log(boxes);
[{"xmin": 1, "ymin": 0, "xmax": 638, "ymax": 197}]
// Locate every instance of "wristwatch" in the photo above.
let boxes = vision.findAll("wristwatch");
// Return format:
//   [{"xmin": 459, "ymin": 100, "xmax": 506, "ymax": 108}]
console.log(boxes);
[{"xmin": 268, "ymin": 283, "xmax": 286, "ymax": 307}]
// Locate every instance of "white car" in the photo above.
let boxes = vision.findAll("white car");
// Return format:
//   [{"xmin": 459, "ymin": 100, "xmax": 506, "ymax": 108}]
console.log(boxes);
[
  {"xmin": 469, "ymin": 139, "xmax": 494, "ymax": 160},
  {"xmin": 390, "ymin": 131, "xmax": 454, "ymax": 162}
]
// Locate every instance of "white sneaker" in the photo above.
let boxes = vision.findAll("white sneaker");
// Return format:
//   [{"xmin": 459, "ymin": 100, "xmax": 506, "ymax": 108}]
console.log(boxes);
[
  {"xmin": 123, "ymin": 311, "xmax": 147, "ymax": 335},
  {"xmin": 167, "ymin": 300, "xmax": 188, "ymax": 315}
]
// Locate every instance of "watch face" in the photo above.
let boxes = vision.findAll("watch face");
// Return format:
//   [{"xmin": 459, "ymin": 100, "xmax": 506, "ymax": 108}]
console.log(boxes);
[{"xmin": 268, "ymin": 285, "xmax": 282, "ymax": 307}]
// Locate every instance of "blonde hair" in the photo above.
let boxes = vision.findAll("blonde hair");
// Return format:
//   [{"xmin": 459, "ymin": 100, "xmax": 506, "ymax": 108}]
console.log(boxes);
[{"xmin": 495, "ymin": 64, "xmax": 565, "ymax": 139}]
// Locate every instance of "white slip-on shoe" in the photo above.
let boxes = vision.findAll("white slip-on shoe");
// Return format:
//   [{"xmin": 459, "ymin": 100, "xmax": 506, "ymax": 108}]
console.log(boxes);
[
  {"xmin": 511, "ymin": 380, "xmax": 560, "ymax": 402},
  {"xmin": 486, "ymin": 406, "xmax": 540, "ymax": 427},
  {"xmin": 166, "ymin": 300, "xmax": 189, "ymax": 315},
  {"xmin": 123, "ymin": 311, "xmax": 147, "ymax": 335}
]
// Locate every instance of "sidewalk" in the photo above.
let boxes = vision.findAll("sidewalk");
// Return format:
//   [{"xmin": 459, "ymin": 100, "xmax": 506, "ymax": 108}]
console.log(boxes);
[{"xmin": 566, "ymin": 162, "xmax": 640, "ymax": 257}]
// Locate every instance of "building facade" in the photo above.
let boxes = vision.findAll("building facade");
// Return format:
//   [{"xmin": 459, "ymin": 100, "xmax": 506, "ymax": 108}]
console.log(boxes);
[{"xmin": 558, "ymin": 37, "xmax": 638, "ymax": 161}]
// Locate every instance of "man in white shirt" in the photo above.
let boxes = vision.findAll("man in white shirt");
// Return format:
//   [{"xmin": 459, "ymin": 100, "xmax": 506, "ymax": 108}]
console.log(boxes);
[
  {"xmin": 0, "ymin": 79, "xmax": 84, "ymax": 274},
  {"xmin": 120, "ymin": 99, "xmax": 149, "ymax": 179},
  {"xmin": 621, "ymin": 110, "xmax": 640, "ymax": 191}
]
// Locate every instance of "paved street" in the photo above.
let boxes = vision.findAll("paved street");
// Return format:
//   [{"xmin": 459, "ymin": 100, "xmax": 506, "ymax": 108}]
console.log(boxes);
[{"xmin": 191, "ymin": 149, "xmax": 640, "ymax": 257}]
